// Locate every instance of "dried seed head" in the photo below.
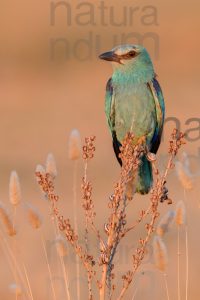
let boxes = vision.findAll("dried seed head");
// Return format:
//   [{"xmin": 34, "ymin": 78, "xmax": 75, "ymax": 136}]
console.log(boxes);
[
  {"xmin": 175, "ymin": 200, "xmax": 186, "ymax": 226},
  {"xmin": 25, "ymin": 203, "xmax": 42, "ymax": 229},
  {"xmin": 55, "ymin": 235, "xmax": 68, "ymax": 257},
  {"xmin": 35, "ymin": 164, "xmax": 48, "ymax": 199},
  {"xmin": 0, "ymin": 202, "xmax": 16, "ymax": 236},
  {"xmin": 153, "ymin": 236, "xmax": 168, "ymax": 272},
  {"xmin": 9, "ymin": 283, "xmax": 22, "ymax": 296},
  {"xmin": 156, "ymin": 210, "xmax": 175, "ymax": 237},
  {"xmin": 9, "ymin": 171, "xmax": 21, "ymax": 206},
  {"xmin": 35, "ymin": 164, "xmax": 45, "ymax": 175},
  {"xmin": 175, "ymin": 161, "xmax": 193, "ymax": 190},
  {"xmin": 82, "ymin": 136, "xmax": 96, "ymax": 161},
  {"xmin": 46, "ymin": 153, "xmax": 57, "ymax": 179},
  {"xmin": 68, "ymin": 129, "xmax": 81, "ymax": 160}
]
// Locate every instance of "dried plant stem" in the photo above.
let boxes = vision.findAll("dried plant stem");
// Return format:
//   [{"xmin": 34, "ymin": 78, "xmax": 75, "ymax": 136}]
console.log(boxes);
[
  {"xmin": 14, "ymin": 238, "xmax": 18, "ymax": 300},
  {"xmin": 40, "ymin": 231, "xmax": 57, "ymax": 300},
  {"xmin": 59, "ymin": 255, "xmax": 71, "ymax": 300},
  {"xmin": 163, "ymin": 273, "xmax": 170, "ymax": 300},
  {"xmin": 100, "ymin": 134, "xmax": 145, "ymax": 300},
  {"xmin": 52, "ymin": 213, "xmax": 71, "ymax": 300},
  {"xmin": 0, "ymin": 230, "xmax": 31, "ymax": 299},
  {"xmin": 123, "ymin": 205, "xmax": 151, "ymax": 236},
  {"xmin": 185, "ymin": 225, "xmax": 188, "ymax": 300},
  {"xmin": 87, "ymin": 272, "xmax": 93, "ymax": 300},
  {"xmin": 83, "ymin": 162, "xmax": 90, "ymax": 253},
  {"xmin": 12, "ymin": 207, "xmax": 18, "ymax": 300},
  {"xmin": 177, "ymin": 225, "xmax": 181, "ymax": 300},
  {"xmin": 100, "ymin": 265, "xmax": 108, "ymax": 300},
  {"xmin": 55, "ymin": 232, "xmax": 71, "ymax": 300},
  {"xmin": 35, "ymin": 170, "xmax": 98, "ymax": 296},
  {"xmin": 117, "ymin": 130, "xmax": 184, "ymax": 300},
  {"xmin": 47, "ymin": 196, "xmax": 71, "ymax": 300},
  {"xmin": 107, "ymin": 196, "xmax": 128, "ymax": 293},
  {"xmin": 131, "ymin": 286, "xmax": 138, "ymax": 300},
  {"xmin": 184, "ymin": 189, "xmax": 188, "ymax": 300},
  {"xmin": 117, "ymin": 206, "xmax": 158, "ymax": 298},
  {"xmin": 73, "ymin": 161, "xmax": 81, "ymax": 300},
  {"xmin": 22, "ymin": 264, "xmax": 34, "ymax": 300},
  {"xmin": 35, "ymin": 130, "xmax": 185, "ymax": 300},
  {"xmin": 100, "ymin": 213, "xmax": 117, "ymax": 300},
  {"xmin": 81, "ymin": 136, "xmax": 100, "ymax": 299}
]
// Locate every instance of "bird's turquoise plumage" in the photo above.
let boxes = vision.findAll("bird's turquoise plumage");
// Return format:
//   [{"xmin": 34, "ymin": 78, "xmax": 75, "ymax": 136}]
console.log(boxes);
[{"xmin": 101, "ymin": 44, "xmax": 165, "ymax": 194}]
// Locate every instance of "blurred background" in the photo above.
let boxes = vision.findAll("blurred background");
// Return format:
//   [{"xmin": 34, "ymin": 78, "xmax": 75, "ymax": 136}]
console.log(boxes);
[{"xmin": 0, "ymin": 0, "xmax": 200, "ymax": 299}]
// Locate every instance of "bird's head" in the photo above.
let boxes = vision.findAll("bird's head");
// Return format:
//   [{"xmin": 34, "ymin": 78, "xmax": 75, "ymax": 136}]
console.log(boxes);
[{"xmin": 99, "ymin": 44, "xmax": 154, "ymax": 82}]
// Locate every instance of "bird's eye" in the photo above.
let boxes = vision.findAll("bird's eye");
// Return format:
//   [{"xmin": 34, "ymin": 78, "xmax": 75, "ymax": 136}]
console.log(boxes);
[
  {"xmin": 128, "ymin": 51, "xmax": 136, "ymax": 58},
  {"xmin": 121, "ymin": 51, "xmax": 137, "ymax": 60}
]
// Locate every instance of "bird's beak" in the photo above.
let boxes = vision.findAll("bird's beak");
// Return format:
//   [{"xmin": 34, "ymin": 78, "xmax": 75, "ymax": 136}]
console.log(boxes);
[{"xmin": 99, "ymin": 51, "xmax": 121, "ymax": 63}]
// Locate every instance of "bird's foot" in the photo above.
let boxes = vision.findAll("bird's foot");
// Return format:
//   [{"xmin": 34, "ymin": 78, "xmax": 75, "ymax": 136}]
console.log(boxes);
[
  {"xmin": 160, "ymin": 183, "xmax": 172, "ymax": 204},
  {"xmin": 146, "ymin": 152, "xmax": 157, "ymax": 162}
]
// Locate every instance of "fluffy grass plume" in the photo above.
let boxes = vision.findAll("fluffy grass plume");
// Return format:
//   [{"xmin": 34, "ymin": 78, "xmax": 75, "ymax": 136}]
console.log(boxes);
[
  {"xmin": 0, "ymin": 202, "xmax": 16, "ymax": 236},
  {"xmin": 35, "ymin": 164, "xmax": 45, "ymax": 174},
  {"xmin": 55, "ymin": 235, "xmax": 68, "ymax": 257},
  {"xmin": 153, "ymin": 236, "xmax": 168, "ymax": 272},
  {"xmin": 175, "ymin": 161, "xmax": 193, "ymax": 191},
  {"xmin": 9, "ymin": 171, "xmax": 21, "ymax": 206},
  {"xmin": 175, "ymin": 200, "xmax": 186, "ymax": 226},
  {"xmin": 46, "ymin": 153, "xmax": 57, "ymax": 179},
  {"xmin": 157, "ymin": 210, "xmax": 175, "ymax": 237},
  {"xmin": 68, "ymin": 129, "xmax": 81, "ymax": 160},
  {"xmin": 25, "ymin": 203, "xmax": 42, "ymax": 229}
]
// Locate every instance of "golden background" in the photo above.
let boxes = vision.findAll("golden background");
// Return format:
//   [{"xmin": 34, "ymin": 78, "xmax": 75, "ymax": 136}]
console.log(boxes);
[{"xmin": 0, "ymin": 0, "xmax": 199, "ymax": 299}]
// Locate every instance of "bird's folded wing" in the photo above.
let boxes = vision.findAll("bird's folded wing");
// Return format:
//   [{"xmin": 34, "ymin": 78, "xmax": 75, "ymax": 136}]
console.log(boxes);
[
  {"xmin": 105, "ymin": 78, "xmax": 115, "ymax": 132},
  {"xmin": 105, "ymin": 78, "xmax": 122, "ymax": 165},
  {"xmin": 148, "ymin": 77, "xmax": 165, "ymax": 154}
]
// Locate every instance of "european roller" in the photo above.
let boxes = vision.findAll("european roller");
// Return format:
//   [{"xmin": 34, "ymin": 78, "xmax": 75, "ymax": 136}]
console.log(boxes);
[{"xmin": 99, "ymin": 44, "xmax": 165, "ymax": 195}]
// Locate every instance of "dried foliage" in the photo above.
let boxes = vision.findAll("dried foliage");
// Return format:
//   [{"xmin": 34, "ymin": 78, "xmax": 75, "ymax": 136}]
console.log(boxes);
[
  {"xmin": 175, "ymin": 200, "xmax": 186, "ymax": 226},
  {"xmin": 9, "ymin": 171, "xmax": 21, "ymax": 206},
  {"xmin": 55, "ymin": 235, "xmax": 68, "ymax": 257},
  {"xmin": 35, "ymin": 129, "xmax": 185, "ymax": 300},
  {"xmin": 25, "ymin": 203, "xmax": 42, "ymax": 230},
  {"xmin": 46, "ymin": 153, "xmax": 57, "ymax": 179},
  {"xmin": 156, "ymin": 210, "xmax": 175, "ymax": 237},
  {"xmin": 68, "ymin": 129, "xmax": 81, "ymax": 161},
  {"xmin": 153, "ymin": 235, "xmax": 168, "ymax": 272},
  {"xmin": 0, "ymin": 202, "xmax": 16, "ymax": 236},
  {"xmin": 175, "ymin": 161, "xmax": 193, "ymax": 190}
]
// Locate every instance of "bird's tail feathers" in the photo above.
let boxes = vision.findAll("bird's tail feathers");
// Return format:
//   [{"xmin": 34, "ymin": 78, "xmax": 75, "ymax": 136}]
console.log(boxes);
[{"xmin": 136, "ymin": 155, "xmax": 153, "ymax": 194}]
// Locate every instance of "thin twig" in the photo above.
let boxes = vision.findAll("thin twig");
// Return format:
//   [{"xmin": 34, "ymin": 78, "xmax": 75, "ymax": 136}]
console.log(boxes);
[
  {"xmin": 107, "ymin": 195, "xmax": 128, "ymax": 294},
  {"xmin": 164, "ymin": 273, "xmax": 170, "ymax": 300},
  {"xmin": 185, "ymin": 225, "xmax": 188, "ymax": 300},
  {"xmin": 117, "ymin": 130, "xmax": 185, "ymax": 299},
  {"xmin": 177, "ymin": 225, "xmax": 181, "ymax": 300},
  {"xmin": 40, "ymin": 231, "xmax": 57, "ymax": 300},
  {"xmin": 35, "ymin": 168, "xmax": 98, "ymax": 292},
  {"xmin": 0, "ymin": 230, "xmax": 31, "ymax": 299},
  {"xmin": 22, "ymin": 263, "xmax": 34, "ymax": 300},
  {"xmin": 122, "ymin": 205, "xmax": 152, "ymax": 236},
  {"xmin": 73, "ymin": 161, "xmax": 80, "ymax": 300},
  {"xmin": 184, "ymin": 189, "xmax": 188, "ymax": 300},
  {"xmin": 47, "ymin": 197, "xmax": 71, "ymax": 300}
]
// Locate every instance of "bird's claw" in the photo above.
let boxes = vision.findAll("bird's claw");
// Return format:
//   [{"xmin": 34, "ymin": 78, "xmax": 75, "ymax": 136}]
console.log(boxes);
[
  {"xmin": 146, "ymin": 152, "xmax": 157, "ymax": 162},
  {"xmin": 160, "ymin": 184, "xmax": 172, "ymax": 204}
]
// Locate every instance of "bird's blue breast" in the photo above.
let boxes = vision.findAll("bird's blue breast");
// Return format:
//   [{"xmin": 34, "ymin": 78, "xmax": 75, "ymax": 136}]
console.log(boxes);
[{"xmin": 113, "ymin": 81, "xmax": 157, "ymax": 145}]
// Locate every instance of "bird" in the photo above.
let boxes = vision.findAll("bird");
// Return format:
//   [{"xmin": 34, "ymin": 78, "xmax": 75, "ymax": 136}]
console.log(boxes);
[{"xmin": 99, "ymin": 44, "xmax": 165, "ymax": 195}]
